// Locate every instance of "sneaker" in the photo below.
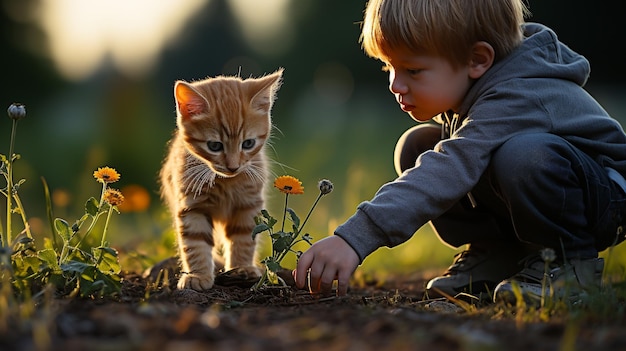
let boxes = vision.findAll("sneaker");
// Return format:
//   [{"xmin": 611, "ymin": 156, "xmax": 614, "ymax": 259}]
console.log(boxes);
[
  {"xmin": 426, "ymin": 244, "xmax": 526, "ymax": 298},
  {"xmin": 493, "ymin": 255, "xmax": 604, "ymax": 306}
]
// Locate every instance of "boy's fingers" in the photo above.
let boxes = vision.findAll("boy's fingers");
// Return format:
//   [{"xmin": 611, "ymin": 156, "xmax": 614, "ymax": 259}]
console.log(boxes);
[
  {"xmin": 319, "ymin": 268, "xmax": 337, "ymax": 295},
  {"xmin": 294, "ymin": 252, "xmax": 314, "ymax": 289},
  {"xmin": 293, "ymin": 236, "xmax": 359, "ymax": 295},
  {"xmin": 308, "ymin": 260, "xmax": 326, "ymax": 294},
  {"xmin": 336, "ymin": 270, "xmax": 351, "ymax": 296}
]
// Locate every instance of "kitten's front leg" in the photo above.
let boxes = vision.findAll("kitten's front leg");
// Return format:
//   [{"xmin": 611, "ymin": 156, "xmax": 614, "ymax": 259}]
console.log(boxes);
[
  {"xmin": 223, "ymin": 213, "xmax": 262, "ymax": 279},
  {"xmin": 176, "ymin": 211, "xmax": 215, "ymax": 290}
]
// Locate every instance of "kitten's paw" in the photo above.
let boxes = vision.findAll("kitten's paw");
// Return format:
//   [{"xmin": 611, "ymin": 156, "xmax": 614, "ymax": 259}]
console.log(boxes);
[
  {"xmin": 177, "ymin": 272, "xmax": 215, "ymax": 291},
  {"xmin": 215, "ymin": 266, "xmax": 262, "ymax": 287},
  {"xmin": 233, "ymin": 265, "xmax": 263, "ymax": 279}
]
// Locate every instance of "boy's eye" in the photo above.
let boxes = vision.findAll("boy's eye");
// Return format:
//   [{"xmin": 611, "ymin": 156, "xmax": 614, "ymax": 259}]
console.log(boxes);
[{"xmin": 407, "ymin": 69, "xmax": 422, "ymax": 75}]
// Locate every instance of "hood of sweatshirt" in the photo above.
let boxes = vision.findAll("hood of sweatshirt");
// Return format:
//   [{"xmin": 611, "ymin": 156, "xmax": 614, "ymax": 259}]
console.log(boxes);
[{"xmin": 458, "ymin": 23, "xmax": 591, "ymax": 117}]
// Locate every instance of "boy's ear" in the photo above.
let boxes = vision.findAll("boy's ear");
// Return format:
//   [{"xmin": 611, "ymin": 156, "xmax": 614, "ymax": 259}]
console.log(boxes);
[{"xmin": 468, "ymin": 41, "xmax": 495, "ymax": 79}]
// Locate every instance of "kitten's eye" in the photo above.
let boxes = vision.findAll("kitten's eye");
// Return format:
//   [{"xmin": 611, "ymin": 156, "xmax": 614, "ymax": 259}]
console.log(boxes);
[
  {"xmin": 242, "ymin": 139, "xmax": 256, "ymax": 150},
  {"xmin": 207, "ymin": 141, "xmax": 223, "ymax": 152}
]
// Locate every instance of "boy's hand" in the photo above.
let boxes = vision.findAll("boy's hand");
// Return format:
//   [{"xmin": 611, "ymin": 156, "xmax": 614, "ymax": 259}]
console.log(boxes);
[{"xmin": 293, "ymin": 235, "xmax": 359, "ymax": 296}]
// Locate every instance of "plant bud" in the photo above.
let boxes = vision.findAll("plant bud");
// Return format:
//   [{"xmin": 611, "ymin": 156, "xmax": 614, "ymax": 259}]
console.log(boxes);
[
  {"xmin": 7, "ymin": 103, "xmax": 26, "ymax": 121},
  {"xmin": 540, "ymin": 248, "xmax": 556, "ymax": 263},
  {"xmin": 318, "ymin": 179, "xmax": 333, "ymax": 195}
]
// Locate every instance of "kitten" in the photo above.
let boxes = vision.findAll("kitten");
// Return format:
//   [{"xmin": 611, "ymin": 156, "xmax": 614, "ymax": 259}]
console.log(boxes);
[{"xmin": 160, "ymin": 68, "xmax": 283, "ymax": 290}]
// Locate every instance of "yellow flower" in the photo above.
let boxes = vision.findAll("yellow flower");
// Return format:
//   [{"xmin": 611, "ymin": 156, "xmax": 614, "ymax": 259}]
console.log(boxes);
[
  {"xmin": 274, "ymin": 175, "xmax": 304, "ymax": 195},
  {"xmin": 93, "ymin": 166, "xmax": 120, "ymax": 184},
  {"xmin": 103, "ymin": 188, "xmax": 125, "ymax": 206}
]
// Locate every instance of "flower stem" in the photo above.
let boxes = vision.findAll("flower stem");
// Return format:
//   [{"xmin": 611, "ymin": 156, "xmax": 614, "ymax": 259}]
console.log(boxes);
[
  {"xmin": 541, "ymin": 261, "xmax": 548, "ymax": 309},
  {"xmin": 252, "ymin": 268, "xmax": 269, "ymax": 291},
  {"xmin": 12, "ymin": 193, "xmax": 32, "ymax": 239},
  {"xmin": 5, "ymin": 119, "xmax": 18, "ymax": 248},
  {"xmin": 275, "ymin": 192, "xmax": 323, "ymax": 265},
  {"xmin": 297, "ymin": 192, "xmax": 323, "ymax": 235},
  {"xmin": 76, "ymin": 182, "xmax": 108, "ymax": 247},
  {"xmin": 99, "ymin": 182, "xmax": 107, "ymax": 208},
  {"xmin": 280, "ymin": 193, "xmax": 288, "ymax": 233},
  {"xmin": 101, "ymin": 206, "xmax": 114, "ymax": 247}
]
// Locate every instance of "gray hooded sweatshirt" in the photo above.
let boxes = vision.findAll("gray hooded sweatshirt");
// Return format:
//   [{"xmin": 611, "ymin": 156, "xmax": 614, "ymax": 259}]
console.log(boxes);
[{"xmin": 335, "ymin": 23, "xmax": 626, "ymax": 262}]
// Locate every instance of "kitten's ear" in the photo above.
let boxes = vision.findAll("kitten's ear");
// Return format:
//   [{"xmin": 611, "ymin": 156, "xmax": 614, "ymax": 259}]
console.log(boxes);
[
  {"xmin": 249, "ymin": 68, "xmax": 284, "ymax": 113},
  {"xmin": 174, "ymin": 81, "xmax": 209, "ymax": 120}
]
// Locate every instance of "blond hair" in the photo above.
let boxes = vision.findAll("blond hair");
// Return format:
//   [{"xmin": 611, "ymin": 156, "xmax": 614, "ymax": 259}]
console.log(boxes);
[{"xmin": 360, "ymin": 0, "xmax": 529, "ymax": 67}]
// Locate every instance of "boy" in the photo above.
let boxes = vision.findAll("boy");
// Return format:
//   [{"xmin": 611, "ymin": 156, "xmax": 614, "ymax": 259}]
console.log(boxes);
[{"xmin": 294, "ymin": 0, "xmax": 626, "ymax": 304}]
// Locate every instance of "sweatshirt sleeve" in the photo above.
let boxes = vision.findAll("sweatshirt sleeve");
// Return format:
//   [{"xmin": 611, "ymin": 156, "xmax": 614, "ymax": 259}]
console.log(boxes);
[
  {"xmin": 334, "ymin": 86, "xmax": 554, "ymax": 263},
  {"xmin": 334, "ymin": 139, "xmax": 484, "ymax": 261},
  {"xmin": 334, "ymin": 208, "xmax": 388, "ymax": 262}
]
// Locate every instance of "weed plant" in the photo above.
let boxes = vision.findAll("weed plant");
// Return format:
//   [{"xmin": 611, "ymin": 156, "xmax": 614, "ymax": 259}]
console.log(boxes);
[
  {"xmin": 252, "ymin": 176, "xmax": 333, "ymax": 289},
  {"xmin": 1, "ymin": 103, "xmax": 125, "ymax": 322}
]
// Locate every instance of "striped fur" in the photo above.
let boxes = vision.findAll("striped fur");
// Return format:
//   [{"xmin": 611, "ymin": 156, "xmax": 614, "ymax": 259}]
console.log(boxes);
[{"xmin": 160, "ymin": 69, "xmax": 283, "ymax": 290}]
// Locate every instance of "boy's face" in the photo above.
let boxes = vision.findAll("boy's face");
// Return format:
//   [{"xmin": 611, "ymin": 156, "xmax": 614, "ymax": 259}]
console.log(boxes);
[{"xmin": 383, "ymin": 46, "xmax": 473, "ymax": 122}]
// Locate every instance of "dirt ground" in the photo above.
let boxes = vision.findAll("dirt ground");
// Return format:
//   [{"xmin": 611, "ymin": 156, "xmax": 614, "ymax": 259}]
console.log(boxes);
[{"xmin": 3, "ymin": 267, "xmax": 626, "ymax": 351}]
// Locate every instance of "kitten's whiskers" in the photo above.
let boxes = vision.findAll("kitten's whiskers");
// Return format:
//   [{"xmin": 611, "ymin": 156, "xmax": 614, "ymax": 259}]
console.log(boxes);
[
  {"xmin": 245, "ymin": 162, "xmax": 266, "ymax": 185},
  {"xmin": 183, "ymin": 155, "xmax": 216, "ymax": 198}
]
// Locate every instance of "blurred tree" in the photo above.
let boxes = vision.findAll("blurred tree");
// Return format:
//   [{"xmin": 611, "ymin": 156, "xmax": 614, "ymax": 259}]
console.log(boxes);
[
  {"xmin": 0, "ymin": 0, "xmax": 624, "ymax": 225},
  {"xmin": 0, "ymin": 0, "xmax": 65, "ymax": 108}
]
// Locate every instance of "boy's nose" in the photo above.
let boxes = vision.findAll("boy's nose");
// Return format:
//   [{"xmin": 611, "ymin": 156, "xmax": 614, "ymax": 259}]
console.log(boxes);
[{"xmin": 389, "ymin": 74, "xmax": 407, "ymax": 95}]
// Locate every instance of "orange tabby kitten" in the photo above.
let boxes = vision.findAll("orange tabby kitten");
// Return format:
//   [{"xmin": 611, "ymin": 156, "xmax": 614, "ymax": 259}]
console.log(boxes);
[{"xmin": 160, "ymin": 69, "xmax": 283, "ymax": 290}]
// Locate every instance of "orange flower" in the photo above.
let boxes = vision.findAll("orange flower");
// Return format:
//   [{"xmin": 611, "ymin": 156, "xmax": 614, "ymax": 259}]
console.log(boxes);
[
  {"xmin": 93, "ymin": 166, "xmax": 120, "ymax": 184},
  {"xmin": 273, "ymin": 175, "xmax": 304, "ymax": 195},
  {"xmin": 117, "ymin": 184, "xmax": 151, "ymax": 212},
  {"xmin": 103, "ymin": 188, "xmax": 125, "ymax": 206},
  {"xmin": 52, "ymin": 189, "xmax": 71, "ymax": 208}
]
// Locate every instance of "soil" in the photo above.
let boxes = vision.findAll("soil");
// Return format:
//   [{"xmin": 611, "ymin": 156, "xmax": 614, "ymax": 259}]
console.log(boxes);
[{"xmin": 2, "ymin": 266, "xmax": 626, "ymax": 351}]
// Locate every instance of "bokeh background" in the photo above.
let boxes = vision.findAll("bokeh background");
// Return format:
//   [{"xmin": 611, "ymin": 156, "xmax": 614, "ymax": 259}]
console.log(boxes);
[{"xmin": 1, "ymin": 0, "xmax": 626, "ymax": 276}]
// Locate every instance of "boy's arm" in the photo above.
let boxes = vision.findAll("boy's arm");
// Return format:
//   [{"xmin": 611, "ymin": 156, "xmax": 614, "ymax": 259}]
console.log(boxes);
[{"xmin": 293, "ymin": 235, "xmax": 360, "ymax": 296}]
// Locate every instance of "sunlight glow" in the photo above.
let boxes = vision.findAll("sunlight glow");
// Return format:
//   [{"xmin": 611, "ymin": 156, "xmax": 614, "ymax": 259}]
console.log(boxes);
[
  {"xmin": 228, "ymin": 0, "xmax": 294, "ymax": 57},
  {"xmin": 37, "ymin": 0, "xmax": 207, "ymax": 81}
]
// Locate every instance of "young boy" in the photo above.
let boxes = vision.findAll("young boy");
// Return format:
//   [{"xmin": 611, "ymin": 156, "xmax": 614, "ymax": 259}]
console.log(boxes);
[{"xmin": 294, "ymin": 0, "xmax": 626, "ymax": 304}]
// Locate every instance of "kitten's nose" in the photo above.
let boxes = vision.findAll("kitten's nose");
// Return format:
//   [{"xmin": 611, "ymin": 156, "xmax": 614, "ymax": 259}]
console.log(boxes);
[{"xmin": 227, "ymin": 167, "xmax": 239, "ymax": 173}]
